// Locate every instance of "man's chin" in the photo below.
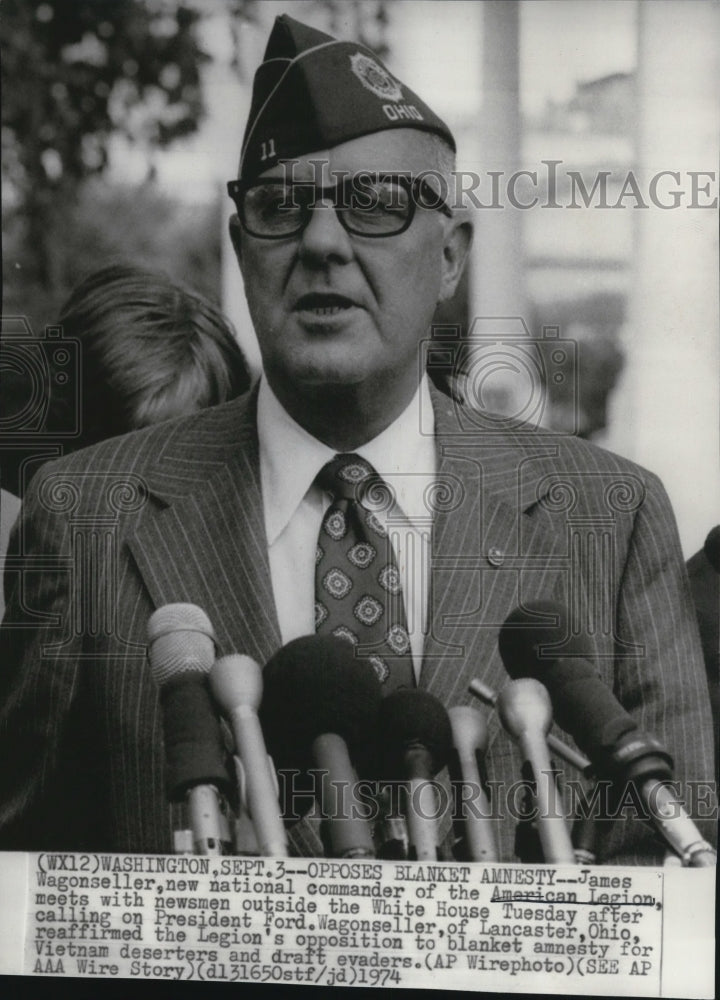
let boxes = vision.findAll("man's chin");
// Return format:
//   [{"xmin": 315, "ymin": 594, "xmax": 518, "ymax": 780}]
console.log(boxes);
[
  {"xmin": 292, "ymin": 367, "xmax": 368, "ymax": 392},
  {"xmin": 272, "ymin": 353, "xmax": 373, "ymax": 391}
]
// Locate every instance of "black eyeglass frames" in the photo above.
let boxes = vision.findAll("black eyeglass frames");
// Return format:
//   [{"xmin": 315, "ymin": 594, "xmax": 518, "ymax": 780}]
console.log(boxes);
[{"xmin": 226, "ymin": 172, "xmax": 453, "ymax": 239}]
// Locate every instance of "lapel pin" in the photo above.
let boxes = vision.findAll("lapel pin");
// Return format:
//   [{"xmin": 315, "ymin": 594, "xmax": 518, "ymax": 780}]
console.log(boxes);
[{"xmin": 487, "ymin": 546, "xmax": 505, "ymax": 567}]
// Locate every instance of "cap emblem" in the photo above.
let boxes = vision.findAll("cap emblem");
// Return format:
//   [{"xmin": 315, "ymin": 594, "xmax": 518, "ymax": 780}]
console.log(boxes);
[{"xmin": 349, "ymin": 52, "xmax": 403, "ymax": 102}]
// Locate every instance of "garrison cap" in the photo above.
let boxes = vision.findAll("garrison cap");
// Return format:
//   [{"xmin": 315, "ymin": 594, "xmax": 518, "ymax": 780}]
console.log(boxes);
[{"xmin": 239, "ymin": 14, "xmax": 456, "ymax": 181}]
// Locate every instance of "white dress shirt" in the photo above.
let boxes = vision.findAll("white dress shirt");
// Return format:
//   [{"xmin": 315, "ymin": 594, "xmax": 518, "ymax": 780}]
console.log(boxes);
[{"xmin": 257, "ymin": 377, "xmax": 437, "ymax": 682}]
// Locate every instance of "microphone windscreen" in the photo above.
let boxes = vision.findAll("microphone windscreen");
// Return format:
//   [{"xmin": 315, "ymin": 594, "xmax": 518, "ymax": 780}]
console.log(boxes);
[
  {"xmin": 534, "ymin": 658, "xmax": 636, "ymax": 754},
  {"xmin": 500, "ymin": 605, "xmax": 674, "ymax": 781},
  {"xmin": 377, "ymin": 690, "xmax": 453, "ymax": 776},
  {"xmin": 160, "ymin": 674, "xmax": 233, "ymax": 799},
  {"xmin": 704, "ymin": 525, "xmax": 720, "ymax": 574},
  {"xmin": 533, "ymin": 657, "xmax": 673, "ymax": 779},
  {"xmin": 499, "ymin": 604, "xmax": 638, "ymax": 768},
  {"xmin": 498, "ymin": 600, "xmax": 599, "ymax": 679},
  {"xmin": 147, "ymin": 603, "xmax": 216, "ymax": 687},
  {"xmin": 259, "ymin": 635, "xmax": 382, "ymax": 777}
]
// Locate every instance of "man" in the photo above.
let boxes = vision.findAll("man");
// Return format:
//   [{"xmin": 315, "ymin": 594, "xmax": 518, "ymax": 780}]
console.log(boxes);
[
  {"xmin": 687, "ymin": 527, "xmax": 720, "ymax": 776},
  {"xmin": 0, "ymin": 15, "xmax": 715, "ymax": 863}
]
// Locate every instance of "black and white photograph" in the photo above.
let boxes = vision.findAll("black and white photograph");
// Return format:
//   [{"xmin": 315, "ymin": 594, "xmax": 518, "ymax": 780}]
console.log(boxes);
[{"xmin": 0, "ymin": 0, "xmax": 717, "ymax": 995}]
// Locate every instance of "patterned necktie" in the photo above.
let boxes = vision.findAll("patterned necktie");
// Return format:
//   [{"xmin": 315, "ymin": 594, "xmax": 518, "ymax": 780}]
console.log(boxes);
[{"xmin": 314, "ymin": 454, "xmax": 415, "ymax": 693}]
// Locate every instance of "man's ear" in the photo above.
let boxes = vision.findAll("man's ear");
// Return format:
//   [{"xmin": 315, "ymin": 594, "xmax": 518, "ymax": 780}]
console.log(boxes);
[
  {"xmin": 438, "ymin": 214, "xmax": 473, "ymax": 302},
  {"xmin": 229, "ymin": 215, "xmax": 243, "ymax": 268}
]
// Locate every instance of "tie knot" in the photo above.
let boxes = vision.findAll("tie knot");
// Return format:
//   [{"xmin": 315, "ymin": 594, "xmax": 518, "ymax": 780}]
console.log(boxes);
[{"xmin": 317, "ymin": 453, "xmax": 376, "ymax": 502}]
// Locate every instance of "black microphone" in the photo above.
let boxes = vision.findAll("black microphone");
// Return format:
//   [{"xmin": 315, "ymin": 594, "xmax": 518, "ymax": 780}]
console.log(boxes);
[
  {"xmin": 703, "ymin": 525, "xmax": 720, "ymax": 574},
  {"xmin": 147, "ymin": 604, "xmax": 233, "ymax": 855},
  {"xmin": 377, "ymin": 690, "xmax": 453, "ymax": 861},
  {"xmin": 499, "ymin": 601, "xmax": 717, "ymax": 867},
  {"xmin": 260, "ymin": 635, "xmax": 382, "ymax": 859}
]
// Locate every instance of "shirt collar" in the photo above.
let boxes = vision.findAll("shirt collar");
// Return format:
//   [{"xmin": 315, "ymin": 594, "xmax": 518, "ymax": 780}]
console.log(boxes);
[{"xmin": 258, "ymin": 377, "xmax": 436, "ymax": 545}]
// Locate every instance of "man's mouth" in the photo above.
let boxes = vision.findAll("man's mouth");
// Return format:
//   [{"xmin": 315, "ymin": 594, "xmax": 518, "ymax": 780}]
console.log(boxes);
[{"xmin": 294, "ymin": 293, "xmax": 357, "ymax": 316}]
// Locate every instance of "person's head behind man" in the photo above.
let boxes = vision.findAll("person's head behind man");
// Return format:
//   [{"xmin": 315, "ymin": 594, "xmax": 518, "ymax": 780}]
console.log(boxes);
[
  {"xmin": 228, "ymin": 14, "xmax": 472, "ymax": 449},
  {"xmin": 54, "ymin": 263, "xmax": 251, "ymax": 450},
  {"xmin": 3, "ymin": 263, "xmax": 252, "ymax": 499}
]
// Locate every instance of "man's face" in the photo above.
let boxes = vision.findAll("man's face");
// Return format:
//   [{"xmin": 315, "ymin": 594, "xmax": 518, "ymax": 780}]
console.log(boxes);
[{"xmin": 232, "ymin": 130, "xmax": 469, "ymax": 401}]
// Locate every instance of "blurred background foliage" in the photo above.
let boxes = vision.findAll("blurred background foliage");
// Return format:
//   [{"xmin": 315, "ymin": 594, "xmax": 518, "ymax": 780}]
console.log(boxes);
[
  {"xmin": 3, "ymin": 179, "xmax": 224, "ymax": 335},
  {"xmin": 2, "ymin": 0, "xmax": 212, "ymax": 323},
  {"xmin": 1, "ymin": 0, "xmax": 390, "ymax": 330}
]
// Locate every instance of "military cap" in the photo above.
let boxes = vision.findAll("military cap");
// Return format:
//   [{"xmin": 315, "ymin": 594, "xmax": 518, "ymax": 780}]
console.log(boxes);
[{"xmin": 239, "ymin": 14, "xmax": 455, "ymax": 181}]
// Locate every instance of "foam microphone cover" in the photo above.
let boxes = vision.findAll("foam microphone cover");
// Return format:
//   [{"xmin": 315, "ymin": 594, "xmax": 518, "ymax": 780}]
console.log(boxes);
[
  {"xmin": 259, "ymin": 635, "xmax": 383, "ymax": 778},
  {"xmin": 498, "ymin": 600, "xmax": 597, "ymax": 678},
  {"xmin": 499, "ymin": 605, "xmax": 640, "ymax": 765},
  {"xmin": 377, "ymin": 690, "xmax": 453, "ymax": 779},
  {"xmin": 533, "ymin": 657, "xmax": 637, "ymax": 754},
  {"xmin": 498, "ymin": 602, "xmax": 640, "ymax": 768}
]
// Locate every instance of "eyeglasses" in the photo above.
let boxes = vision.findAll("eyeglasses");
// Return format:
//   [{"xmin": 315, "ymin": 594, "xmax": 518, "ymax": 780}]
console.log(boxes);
[{"xmin": 227, "ymin": 173, "xmax": 452, "ymax": 239}]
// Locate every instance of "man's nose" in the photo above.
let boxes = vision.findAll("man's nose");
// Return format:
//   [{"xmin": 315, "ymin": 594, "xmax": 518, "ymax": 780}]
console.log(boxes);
[{"xmin": 297, "ymin": 200, "xmax": 353, "ymax": 265}]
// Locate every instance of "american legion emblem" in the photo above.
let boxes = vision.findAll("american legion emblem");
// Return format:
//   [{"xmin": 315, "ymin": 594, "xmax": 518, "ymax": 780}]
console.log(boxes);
[{"xmin": 349, "ymin": 52, "xmax": 404, "ymax": 102}]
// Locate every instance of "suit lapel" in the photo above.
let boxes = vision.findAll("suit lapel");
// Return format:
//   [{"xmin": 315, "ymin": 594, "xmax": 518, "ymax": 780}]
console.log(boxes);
[
  {"xmin": 126, "ymin": 391, "xmax": 282, "ymax": 667},
  {"xmin": 421, "ymin": 387, "xmax": 570, "ymax": 746}
]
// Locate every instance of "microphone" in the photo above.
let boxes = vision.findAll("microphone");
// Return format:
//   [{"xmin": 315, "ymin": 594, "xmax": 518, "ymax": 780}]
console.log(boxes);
[
  {"xmin": 571, "ymin": 787, "xmax": 599, "ymax": 865},
  {"xmin": 468, "ymin": 677, "xmax": 592, "ymax": 774},
  {"xmin": 147, "ymin": 604, "xmax": 233, "ymax": 855},
  {"xmin": 377, "ymin": 690, "xmax": 453, "ymax": 861},
  {"xmin": 448, "ymin": 706, "xmax": 498, "ymax": 862},
  {"xmin": 210, "ymin": 654, "xmax": 288, "ymax": 857},
  {"xmin": 499, "ymin": 601, "xmax": 717, "ymax": 867},
  {"xmin": 703, "ymin": 525, "xmax": 720, "ymax": 574},
  {"xmin": 260, "ymin": 636, "xmax": 381, "ymax": 859},
  {"xmin": 374, "ymin": 785, "xmax": 410, "ymax": 860},
  {"xmin": 496, "ymin": 679, "xmax": 577, "ymax": 864}
]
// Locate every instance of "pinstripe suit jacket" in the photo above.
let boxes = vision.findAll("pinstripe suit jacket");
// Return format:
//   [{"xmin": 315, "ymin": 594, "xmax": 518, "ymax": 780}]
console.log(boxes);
[{"xmin": 1, "ymin": 385, "xmax": 715, "ymax": 862}]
